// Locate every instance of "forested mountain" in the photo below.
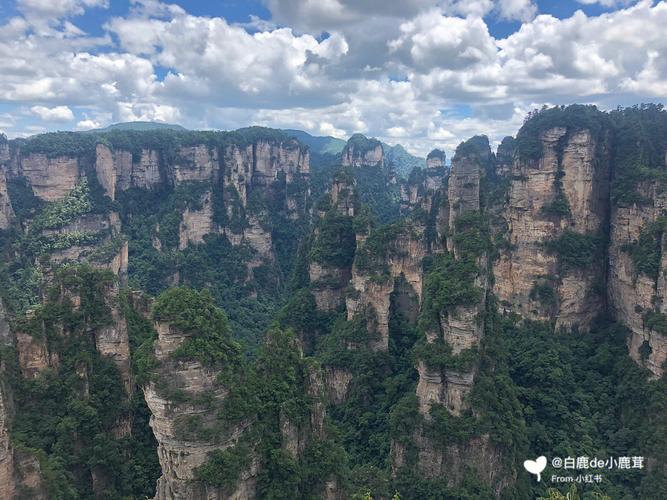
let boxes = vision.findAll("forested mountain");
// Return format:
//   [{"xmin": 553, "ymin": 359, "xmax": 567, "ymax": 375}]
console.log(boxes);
[{"xmin": 0, "ymin": 105, "xmax": 665, "ymax": 500}]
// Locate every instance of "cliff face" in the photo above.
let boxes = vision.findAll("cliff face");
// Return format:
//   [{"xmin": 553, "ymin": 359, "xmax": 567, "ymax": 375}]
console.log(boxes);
[
  {"xmin": 0, "ymin": 167, "xmax": 13, "ymax": 230},
  {"xmin": 400, "ymin": 150, "xmax": 446, "ymax": 216},
  {"xmin": 144, "ymin": 319, "xmax": 258, "ymax": 500},
  {"xmin": 341, "ymin": 134, "xmax": 384, "ymax": 168},
  {"xmin": 1, "ymin": 116, "xmax": 666, "ymax": 499},
  {"xmin": 608, "ymin": 183, "xmax": 667, "ymax": 378},
  {"xmin": 20, "ymin": 154, "xmax": 80, "ymax": 202},
  {"xmin": 309, "ymin": 172, "xmax": 357, "ymax": 313},
  {"xmin": 493, "ymin": 127, "xmax": 610, "ymax": 332},
  {"xmin": 346, "ymin": 221, "xmax": 428, "ymax": 351}
]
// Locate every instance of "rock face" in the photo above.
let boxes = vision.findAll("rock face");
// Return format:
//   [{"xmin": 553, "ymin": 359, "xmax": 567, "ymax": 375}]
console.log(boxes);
[
  {"xmin": 426, "ymin": 149, "xmax": 446, "ymax": 170},
  {"xmin": 174, "ymin": 145, "xmax": 217, "ymax": 184},
  {"xmin": 346, "ymin": 221, "xmax": 428, "ymax": 351},
  {"xmin": 0, "ymin": 167, "xmax": 13, "ymax": 229},
  {"xmin": 310, "ymin": 172, "xmax": 357, "ymax": 312},
  {"xmin": 410, "ymin": 139, "xmax": 496, "ymax": 485},
  {"xmin": 145, "ymin": 320, "xmax": 258, "ymax": 500},
  {"xmin": 309, "ymin": 261, "xmax": 351, "ymax": 312},
  {"xmin": 0, "ymin": 351, "xmax": 48, "ymax": 499},
  {"xmin": 493, "ymin": 128, "xmax": 610, "ymax": 332},
  {"xmin": 400, "ymin": 158, "xmax": 446, "ymax": 216},
  {"xmin": 20, "ymin": 154, "xmax": 80, "ymax": 201},
  {"xmin": 341, "ymin": 134, "xmax": 384, "ymax": 168},
  {"xmin": 95, "ymin": 282, "xmax": 133, "ymax": 394},
  {"xmin": 179, "ymin": 191, "xmax": 215, "ymax": 250},
  {"xmin": 608, "ymin": 184, "xmax": 667, "ymax": 378}
]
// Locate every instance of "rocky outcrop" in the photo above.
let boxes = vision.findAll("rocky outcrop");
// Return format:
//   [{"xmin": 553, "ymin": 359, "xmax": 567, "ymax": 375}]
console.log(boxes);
[
  {"xmin": 95, "ymin": 144, "xmax": 117, "ymax": 201},
  {"xmin": 309, "ymin": 262, "xmax": 351, "ymax": 312},
  {"xmin": 95, "ymin": 282, "xmax": 132, "ymax": 395},
  {"xmin": 174, "ymin": 145, "xmax": 218, "ymax": 184},
  {"xmin": 346, "ymin": 221, "xmax": 428, "ymax": 351},
  {"xmin": 413, "ymin": 433, "xmax": 513, "ymax": 497},
  {"xmin": 608, "ymin": 184, "xmax": 667, "ymax": 378},
  {"xmin": 341, "ymin": 134, "xmax": 384, "ymax": 168},
  {"xmin": 20, "ymin": 154, "xmax": 80, "ymax": 202},
  {"xmin": 1, "ymin": 304, "xmax": 49, "ymax": 500},
  {"xmin": 133, "ymin": 149, "xmax": 162, "ymax": 189},
  {"xmin": 0, "ymin": 167, "xmax": 13, "ymax": 229},
  {"xmin": 426, "ymin": 149, "xmax": 446, "ymax": 170},
  {"xmin": 495, "ymin": 137, "xmax": 515, "ymax": 177},
  {"xmin": 145, "ymin": 320, "xmax": 258, "ymax": 500},
  {"xmin": 493, "ymin": 128, "xmax": 610, "ymax": 331},
  {"xmin": 15, "ymin": 332, "xmax": 57, "ymax": 379},
  {"xmin": 400, "ymin": 159, "xmax": 446, "ymax": 216},
  {"xmin": 179, "ymin": 191, "xmax": 215, "ymax": 250}
]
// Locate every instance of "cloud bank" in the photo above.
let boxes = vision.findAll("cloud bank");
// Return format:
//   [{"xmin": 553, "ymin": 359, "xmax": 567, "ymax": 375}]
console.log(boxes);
[{"xmin": 0, "ymin": 0, "xmax": 663, "ymax": 156}]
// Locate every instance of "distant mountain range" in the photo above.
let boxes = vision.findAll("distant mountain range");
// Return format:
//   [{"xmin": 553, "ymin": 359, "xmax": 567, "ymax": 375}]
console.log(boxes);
[
  {"xmin": 86, "ymin": 122, "xmax": 425, "ymax": 178},
  {"xmin": 283, "ymin": 129, "xmax": 425, "ymax": 178},
  {"xmin": 85, "ymin": 121, "xmax": 187, "ymax": 133}
]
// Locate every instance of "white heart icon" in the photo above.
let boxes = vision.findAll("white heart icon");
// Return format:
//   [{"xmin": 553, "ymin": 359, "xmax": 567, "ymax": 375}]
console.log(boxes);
[{"xmin": 523, "ymin": 456, "xmax": 547, "ymax": 482}]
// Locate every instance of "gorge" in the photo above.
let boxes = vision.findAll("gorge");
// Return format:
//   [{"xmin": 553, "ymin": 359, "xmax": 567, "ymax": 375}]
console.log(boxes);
[{"xmin": 0, "ymin": 104, "xmax": 665, "ymax": 499}]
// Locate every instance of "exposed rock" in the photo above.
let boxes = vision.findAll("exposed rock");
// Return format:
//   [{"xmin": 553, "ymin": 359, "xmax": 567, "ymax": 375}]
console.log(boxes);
[
  {"xmin": 346, "ymin": 222, "xmax": 427, "ymax": 351},
  {"xmin": 331, "ymin": 173, "xmax": 356, "ymax": 217},
  {"xmin": 133, "ymin": 149, "xmax": 161, "ymax": 189},
  {"xmin": 414, "ymin": 432, "xmax": 513, "ymax": 497},
  {"xmin": 341, "ymin": 134, "xmax": 384, "ymax": 168},
  {"xmin": 179, "ymin": 191, "xmax": 214, "ymax": 250},
  {"xmin": 20, "ymin": 153, "xmax": 80, "ymax": 201},
  {"xmin": 495, "ymin": 137, "xmax": 515, "ymax": 177},
  {"xmin": 309, "ymin": 262, "xmax": 351, "ymax": 312},
  {"xmin": 15, "ymin": 332, "xmax": 57, "ymax": 379},
  {"xmin": 325, "ymin": 367, "xmax": 353, "ymax": 405},
  {"xmin": 95, "ymin": 144, "xmax": 117, "ymax": 200},
  {"xmin": 145, "ymin": 320, "xmax": 258, "ymax": 500},
  {"xmin": 0, "ymin": 167, "xmax": 14, "ymax": 229},
  {"xmin": 608, "ymin": 185, "xmax": 667, "ymax": 378},
  {"xmin": 493, "ymin": 128, "xmax": 610, "ymax": 331},
  {"xmin": 426, "ymin": 149, "xmax": 446, "ymax": 170},
  {"xmin": 95, "ymin": 282, "xmax": 132, "ymax": 394},
  {"xmin": 174, "ymin": 145, "xmax": 218, "ymax": 184}
]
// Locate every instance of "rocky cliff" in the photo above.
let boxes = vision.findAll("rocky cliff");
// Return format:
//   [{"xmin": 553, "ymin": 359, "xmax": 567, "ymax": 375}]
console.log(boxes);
[
  {"xmin": 0, "ymin": 113, "xmax": 665, "ymax": 499},
  {"xmin": 341, "ymin": 134, "xmax": 384, "ymax": 168},
  {"xmin": 493, "ymin": 127, "xmax": 610, "ymax": 332},
  {"xmin": 144, "ymin": 317, "xmax": 258, "ymax": 500}
]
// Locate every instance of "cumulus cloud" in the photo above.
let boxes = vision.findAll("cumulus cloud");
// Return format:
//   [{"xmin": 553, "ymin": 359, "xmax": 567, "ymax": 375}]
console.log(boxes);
[
  {"xmin": 389, "ymin": 13, "xmax": 497, "ymax": 71},
  {"xmin": 497, "ymin": 0, "xmax": 537, "ymax": 21},
  {"xmin": 76, "ymin": 118, "xmax": 101, "ymax": 130},
  {"xmin": 106, "ymin": 11, "xmax": 349, "ymax": 107},
  {"xmin": 0, "ymin": 0, "xmax": 664, "ymax": 157},
  {"xmin": 30, "ymin": 105, "xmax": 75, "ymax": 122}
]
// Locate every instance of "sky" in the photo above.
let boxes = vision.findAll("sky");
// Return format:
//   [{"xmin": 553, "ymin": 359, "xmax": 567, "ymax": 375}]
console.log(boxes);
[{"xmin": 0, "ymin": 0, "xmax": 665, "ymax": 157}]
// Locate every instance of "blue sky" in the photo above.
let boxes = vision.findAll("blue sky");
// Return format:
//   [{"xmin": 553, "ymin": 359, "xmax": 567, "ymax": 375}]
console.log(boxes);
[{"xmin": 0, "ymin": 0, "xmax": 664, "ymax": 156}]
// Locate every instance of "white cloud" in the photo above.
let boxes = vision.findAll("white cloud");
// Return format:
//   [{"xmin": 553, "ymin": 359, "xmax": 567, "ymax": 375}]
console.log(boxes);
[
  {"xmin": 30, "ymin": 105, "xmax": 74, "ymax": 121},
  {"xmin": 0, "ymin": 0, "xmax": 664, "ymax": 157},
  {"xmin": 390, "ymin": 13, "xmax": 497, "ymax": 71},
  {"xmin": 76, "ymin": 118, "xmax": 101, "ymax": 130},
  {"xmin": 497, "ymin": 0, "xmax": 537, "ymax": 21}
]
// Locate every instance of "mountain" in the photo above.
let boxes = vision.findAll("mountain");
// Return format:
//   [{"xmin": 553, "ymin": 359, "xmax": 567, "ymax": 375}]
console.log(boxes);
[
  {"xmin": 283, "ymin": 129, "xmax": 346, "ymax": 155},
  {"xmin": 382, "ymin": 141, "xmax": 425, "ymax": 178},
  {"xmin": 0, "ymin": 105, "xmax": 665, "ymax": 499},
  {"xmin": 86, "ymin": 121, "xmax": 187, "ymax": 132},
  {"xmin": 284, "ymin": 129, "xmax": 425, "ymax": 179}
]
